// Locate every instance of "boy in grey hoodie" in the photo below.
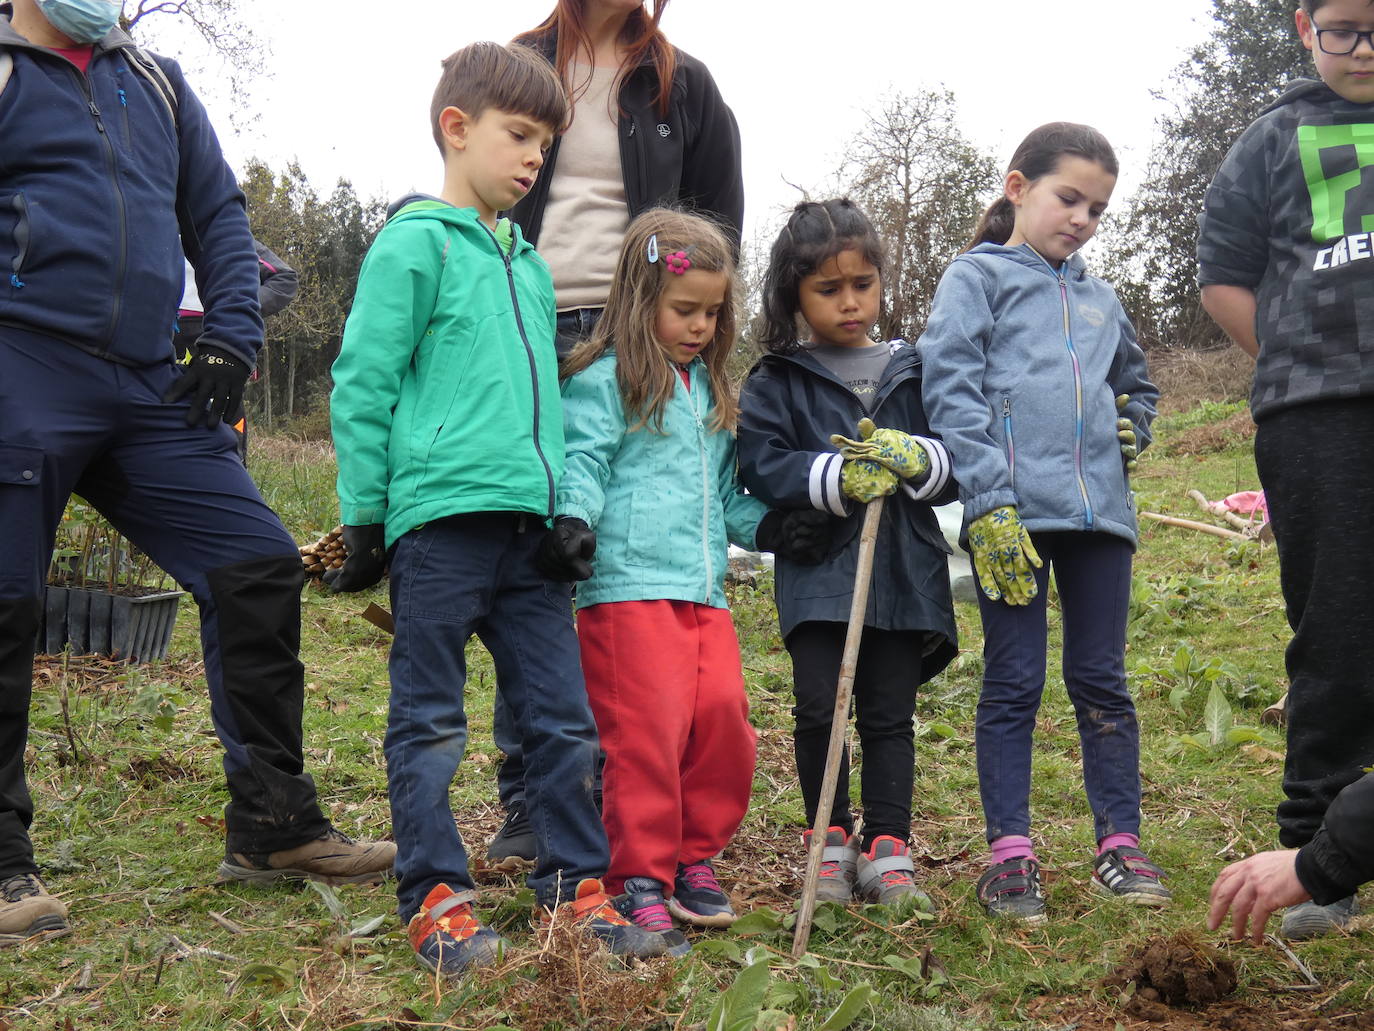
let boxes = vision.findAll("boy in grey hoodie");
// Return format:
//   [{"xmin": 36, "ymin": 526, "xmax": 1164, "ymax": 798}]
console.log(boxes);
[{"xmin": 1198, "ymin": 0, "xmax": 1374, "ymax": 940}]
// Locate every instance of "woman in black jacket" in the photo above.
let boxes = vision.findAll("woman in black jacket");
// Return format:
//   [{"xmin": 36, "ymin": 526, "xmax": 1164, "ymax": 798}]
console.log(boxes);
[{"xmin": 488, "ymin": 0, "xmax": 745, "ymax": 866}]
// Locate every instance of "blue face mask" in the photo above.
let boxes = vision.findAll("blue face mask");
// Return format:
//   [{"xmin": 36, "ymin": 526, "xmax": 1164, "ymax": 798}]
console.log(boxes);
[{"xmin": 34, "ymin": 0, "xmax": 122, "ymax": 44}]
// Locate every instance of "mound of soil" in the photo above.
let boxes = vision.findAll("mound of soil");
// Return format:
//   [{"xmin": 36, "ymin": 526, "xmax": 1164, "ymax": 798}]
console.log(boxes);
[
  {"xmin": 1106, "ymin": 932, "xmax": 1238, "ymax": 1008},
  {"xmin": 1161, "ymin": 409, "xmax": 1255, "ymax": 457}
]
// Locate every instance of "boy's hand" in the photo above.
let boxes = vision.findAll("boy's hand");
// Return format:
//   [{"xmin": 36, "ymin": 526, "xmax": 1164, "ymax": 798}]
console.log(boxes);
[
  {"xmin": 163, "ymin": 344, "xmax": 250, "ymax": 428},
  {"xmin": 839, "ymin": 457, "xmax": 898, "ymax": 504},
  {"xmin": 755, "ymin": 509, "xmax": 832, "ymax": 565},
  {"xmin": 831, "ymin": 418, "xmax": 931, "ymax": 482},
  {"xmin": 967, "ymin": 505, "xmax": 1041, "ymax": 605},
  {"xmin": 1116, "ymin": 394, "xmax": 1138, "ymax": 472},
  {"xmin": 536, "ymin": 517, "xmax": 596, "ymax": 582},
  {"xmin": 323, "ymin": 524, "xmax": 387, "ymax": 593}
]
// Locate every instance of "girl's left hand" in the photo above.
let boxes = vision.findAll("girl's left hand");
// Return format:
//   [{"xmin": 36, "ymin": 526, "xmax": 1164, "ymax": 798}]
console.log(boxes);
[{"xmin": 1116, "ymin": 394, "xmax": 1138, "ymax": 471}]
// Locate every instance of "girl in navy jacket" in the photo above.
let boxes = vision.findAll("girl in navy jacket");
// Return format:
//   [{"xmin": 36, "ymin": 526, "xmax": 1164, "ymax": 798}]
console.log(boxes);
[{"xmin": 738, "ymin": 199, "xmax": 957, "ymax": 910}]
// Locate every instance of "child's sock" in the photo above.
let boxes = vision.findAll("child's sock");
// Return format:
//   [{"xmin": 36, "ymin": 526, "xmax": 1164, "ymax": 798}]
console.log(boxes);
[
  {"xmin": 1097, "ymin": 832, "xmax": 1139, "ymax": 855},
  {"xmin": 989, "ymin": 835, "xmax": 1035, "ymax": 865}
]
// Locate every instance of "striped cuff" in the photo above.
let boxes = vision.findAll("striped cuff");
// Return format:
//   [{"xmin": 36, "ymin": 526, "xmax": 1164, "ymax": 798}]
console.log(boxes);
[
  {"xmin": 808, "ymin": 452, "xmax": 848, "ymax": 516},
  {"xmin": 905, "ymin": 436, "xmax": 952, "ymax": 500}
]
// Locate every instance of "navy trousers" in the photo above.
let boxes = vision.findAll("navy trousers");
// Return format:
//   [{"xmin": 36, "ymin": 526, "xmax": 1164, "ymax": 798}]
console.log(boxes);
[
  {"xmin": 0, "ymin": 330, "xmax": 328, "ymax": 877},
  {"xmin": 974, "ymin": 531, "xmax": 1141, "ymax": 844}
]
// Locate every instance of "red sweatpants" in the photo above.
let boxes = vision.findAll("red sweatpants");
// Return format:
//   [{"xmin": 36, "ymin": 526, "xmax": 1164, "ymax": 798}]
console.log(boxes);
[{"xmin": 577, "ymin": 599, "xmax": 757, "ymax": 894}]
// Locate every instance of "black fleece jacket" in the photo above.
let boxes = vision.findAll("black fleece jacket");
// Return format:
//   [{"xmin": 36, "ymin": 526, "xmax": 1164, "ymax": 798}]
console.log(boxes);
[{"xmin": 1296, "ymin": 770, "xmax": 1374, "ymax": 904}]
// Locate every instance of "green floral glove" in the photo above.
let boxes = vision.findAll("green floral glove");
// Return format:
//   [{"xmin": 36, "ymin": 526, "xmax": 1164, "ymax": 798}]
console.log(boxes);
[
  {"xmin": 1116, "ymin": 394, "xmax": 1138, "ymax": 472},
  {"xmin": 967, "ymin": 505, "xmax": 1042, "ymax": 605},
  {"xmin": 839, "ymin": 457, "xmax": 899, "ymax": 503},
  {"xmin": 830, "ymin": 417, "xmax": 931, "ymax": 482}
]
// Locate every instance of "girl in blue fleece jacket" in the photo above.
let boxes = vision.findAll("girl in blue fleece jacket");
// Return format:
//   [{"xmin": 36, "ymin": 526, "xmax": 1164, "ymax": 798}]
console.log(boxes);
[{"xmin": 919, "ymin": 124, "xmax": 1162, "ymax": 925}]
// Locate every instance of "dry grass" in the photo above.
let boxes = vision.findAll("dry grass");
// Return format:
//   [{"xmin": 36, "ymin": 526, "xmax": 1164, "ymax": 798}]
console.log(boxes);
[{"xmin": 1147, "ymin": 346, "xmax": 1254, "ymax": 415}]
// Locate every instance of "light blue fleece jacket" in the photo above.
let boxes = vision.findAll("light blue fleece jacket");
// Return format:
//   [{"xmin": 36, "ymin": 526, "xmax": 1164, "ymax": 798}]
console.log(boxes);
[{"xmin": 919, "ymin": 243, "xmax": 1157, "ymax": 547}]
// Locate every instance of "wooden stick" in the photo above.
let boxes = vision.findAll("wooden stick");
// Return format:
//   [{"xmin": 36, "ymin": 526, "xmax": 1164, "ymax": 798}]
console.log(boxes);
[
  {"xmin": 1139, "ymin": 511, "xmax": 1248, "ymax": 542},
  {"xmin": 792, "ymin": 496, "xmax": 884, "ymax": 959}
]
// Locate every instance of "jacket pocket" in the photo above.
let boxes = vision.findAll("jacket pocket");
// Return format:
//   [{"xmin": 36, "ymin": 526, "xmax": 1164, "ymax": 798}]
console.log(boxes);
[
  {"xmin": 1, "ymin": 193, "xmax": 31, "ymax": 290},
  {"xmin": 0, "ymin": 445, "xmax": 42, "ymax": 487},
  {"xmin": 1001, "ymin": 395, "xmax": 1016, "ymax": 491}
]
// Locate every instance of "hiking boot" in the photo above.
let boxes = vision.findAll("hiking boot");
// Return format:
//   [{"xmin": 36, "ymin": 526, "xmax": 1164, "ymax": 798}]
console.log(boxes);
[
  {"xmin": 802, "ymin": 826, "xmax": 859, "ymax": 903},
  {"xmin": 667, "ymin": 860, "xmax": 737, "ymax": 927},
  {"xmin": 617, "ymin": 877, "xmax": 691, "ymax": 956},
  {"xmin": 485, "ymin": 801, "xmax": 536, "ymax": 870},
  {"xmin": 0, "ymin": 872, "xmax": 69, "ymax": 945},
  {"xmin": 219, "ymin": 827, "xmax": 396, "ymax": 885},
  {"xmin": 542, "ymin": 878, "xmax": 669, "ymax": 959},
  {"xmin": 976, "ymin": 857, "xmax": 1046, "ymax": 925},
  {"xmin": 1090, "ymin": 847, "xmax": 1171, "ymax": 906},
  {"xmin": 407, "ymin": 883, "xmax": 505, "ymax": 977},
  {"xmin": 1281, "ymin": 896, "xmax": 1360, "ymax": 941},
  {"xmin": 856, "ymin": 836, "xmax": 936, "ymax": 912}
]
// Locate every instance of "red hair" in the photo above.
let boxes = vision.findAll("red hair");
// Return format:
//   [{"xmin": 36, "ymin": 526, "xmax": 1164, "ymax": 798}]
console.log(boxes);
[{"xmin": 516, "ymin": 1, "xmax": 676, "ymax": 119}]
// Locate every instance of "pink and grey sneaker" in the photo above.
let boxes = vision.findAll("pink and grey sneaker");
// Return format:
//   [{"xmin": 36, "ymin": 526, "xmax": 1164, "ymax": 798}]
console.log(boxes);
[
  {"xmin": 801, "ymin": 826, "xmax": 860, "ymax": 904},
  {"xmin": 617, "ymin": 877, "xmax": 691, "ymax": 956},
  {"xmin": 667, "ymin": 860, "xmax": 737, "ymax": 927},
  {"xmin": 856, "ymin": 836, "xmax": 936, "ymax": 913},
  {"xmin": 1090, "ymin": 846, "xmax": 1170, "ymax": 906}
]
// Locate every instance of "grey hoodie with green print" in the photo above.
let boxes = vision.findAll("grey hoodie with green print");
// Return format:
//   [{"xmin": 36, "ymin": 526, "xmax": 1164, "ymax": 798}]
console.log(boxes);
[{"xmin": 1199, "ymin": 78, "xmax": 1374, "ymax": 421}]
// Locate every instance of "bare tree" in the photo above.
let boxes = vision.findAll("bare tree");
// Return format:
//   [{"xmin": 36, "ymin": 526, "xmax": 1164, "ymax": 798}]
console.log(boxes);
[{"xmin": 121, "ymin": 0, "xmax": 267, "ymax": 115}]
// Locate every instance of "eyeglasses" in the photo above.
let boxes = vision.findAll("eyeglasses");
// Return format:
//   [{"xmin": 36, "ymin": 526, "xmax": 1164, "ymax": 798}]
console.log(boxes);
[{"xmin": 1314, "ymin": 27, "xmax": 1374, "ymax": 55}]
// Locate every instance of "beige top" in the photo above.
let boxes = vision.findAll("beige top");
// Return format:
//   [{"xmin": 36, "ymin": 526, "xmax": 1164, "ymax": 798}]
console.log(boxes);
[{"xmin": 538, "ymin": 63, "xmax": 628, "ymax": 310}]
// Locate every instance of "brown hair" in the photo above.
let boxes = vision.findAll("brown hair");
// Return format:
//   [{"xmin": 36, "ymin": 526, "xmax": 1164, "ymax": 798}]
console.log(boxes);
[
  {"xmin": 515, "ymin": 1, "xmax": 677, "ymax": 120},
  {"xmin": 562, "ymin": 208, "xmax": 739, "ymax": 433},
  {"xmin": 430, "ymin": 42, "xmax": 569, "ymax": 155},
  {"xmin": 966, "ymin": 122, "xmax": 1119, "ymax": 251},
  {"xmin": 1300, "ymin": 0, "xmax": 1374, "ymax": 11}
]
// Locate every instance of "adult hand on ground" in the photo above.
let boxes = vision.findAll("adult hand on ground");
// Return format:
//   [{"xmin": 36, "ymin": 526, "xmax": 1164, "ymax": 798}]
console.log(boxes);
[
  {"xmin": 831, "ymin": 417, "xmax": 931, "ymax": 482},
  {"xmin": 536, "ymin": 516, "xmax": 596, "ymax": 582},
  {"xmin": 324, "ymin": 524, "xmax": 387, "ymax": 593},
  {"xmin": 755, "ymin": 509, "xmax": 833, "ymax": 565},
  {"xmin": 163, "ymin": 345, "xmax": 250, "ymax": 428},
  {"xmin": 967, "ymin": 505, "xmax": 1042, "ymax": 605},
  {"xmin": 1116, "ymin": 394, "xmax": 1138, "ymax": 472},
  {"xmin": 1208, "ymin": 850, "xmax": 1310, "ymax": 946}
]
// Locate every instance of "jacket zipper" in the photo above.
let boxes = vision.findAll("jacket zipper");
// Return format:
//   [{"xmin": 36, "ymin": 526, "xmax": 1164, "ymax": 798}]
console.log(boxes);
[
  {"xmin": 1056, "ymin": 271, "xmax": 1093, "ymax": 531},
  {"xmin": 687, "ymin": 366, "xmax": 712, "ymax": 603},
  {"xmin": 1001, "ymin": 396, "xmax": 1016, "ymax": 490},
  {"xmin": 481, "ymin": 222, "xmax": 556, "ymax": 518},
  {"xmin": 74, "ymin": 62, "xmax": 128, "ymax": 347},
  {"xmin": 9, "ymin": 193, "xmax": 29, "ymax": 288}
]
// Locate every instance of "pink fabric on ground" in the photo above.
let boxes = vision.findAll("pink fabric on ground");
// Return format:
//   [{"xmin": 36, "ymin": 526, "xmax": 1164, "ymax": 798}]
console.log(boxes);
[
  {"xmin": 1098, "ymin": 831, "xmax": 1140, "ymax": 855},
  {"xmin": 1221, "ymin": 490, "xmax": 1266, "ymax": 519},
  {"xmin": 990, "ymin": 835, "xmax": 1036, "ymax": 865}
]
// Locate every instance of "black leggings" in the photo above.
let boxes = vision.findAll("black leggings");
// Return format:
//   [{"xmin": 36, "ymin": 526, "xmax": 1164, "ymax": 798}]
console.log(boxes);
[{"xmin": 786, "ymin": 622, "xmax": 924, "ymax": 848}]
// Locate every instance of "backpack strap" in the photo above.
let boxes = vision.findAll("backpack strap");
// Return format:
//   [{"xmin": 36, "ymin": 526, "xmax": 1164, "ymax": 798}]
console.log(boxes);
[{"xmin": 120, "ymin": 44, "xmax": 177, "ymax": 128}]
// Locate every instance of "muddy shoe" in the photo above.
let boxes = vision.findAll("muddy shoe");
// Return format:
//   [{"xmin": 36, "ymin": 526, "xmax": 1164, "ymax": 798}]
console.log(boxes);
[
  {"xmin": 976, "ymin": 857, "xmax": 1046, "ymax": 925},
  {"xmin": 219, "ymin": 827, "xmax": 396, "ymax": 885},
  {"xmin": 617, "ymin": 877, "xmax": 691, "ymax": 956},
  {"xmin": 0, "ymin": 872, "xmax": 69, "ymax": 945},
  {"xmin": 668, "ymin": 861, "xmax": 737, "ymax": 927},
  {"xmin": 1281, "ymin": 896, "xmax": 1359, "ymax": 941},
  {"xmin": 408, "ymin": 883, "xmax": 505, "ymax": 977},
  {"xmin": 542, "ymin": 878, "xmax": 669, "ymax": 959},
  {"xmin": 1090, "ymin": 847, "xmax": 1171, "ymax": 906},
  {"xmin": 485, "ymin": 801, "xmax": 536, "ymax": 870},
  {"xmin": 802, "ymin": 826, "xmax": 859, "ymax": 903},
  {"xmin": 856, "ymin": 836, "xmax": 936, "ymax": 912}
]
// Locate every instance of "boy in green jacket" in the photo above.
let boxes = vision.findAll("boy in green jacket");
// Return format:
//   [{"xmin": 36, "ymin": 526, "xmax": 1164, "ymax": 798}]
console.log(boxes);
[{"xmin": 328, "ymin": 41, "xmax": 668, "ymax": 977}]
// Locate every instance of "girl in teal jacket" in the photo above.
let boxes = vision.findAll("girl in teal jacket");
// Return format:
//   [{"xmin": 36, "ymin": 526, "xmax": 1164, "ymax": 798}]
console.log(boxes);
[{"xmin": 553, "ymin": 210, "xmax": 766, "ymax": 947}]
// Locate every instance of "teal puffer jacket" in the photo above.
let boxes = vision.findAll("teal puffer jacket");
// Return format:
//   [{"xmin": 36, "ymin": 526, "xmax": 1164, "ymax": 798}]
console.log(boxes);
[{"xmin": 557, "ymin": 352, "xmax": 767, "ymax": 609}]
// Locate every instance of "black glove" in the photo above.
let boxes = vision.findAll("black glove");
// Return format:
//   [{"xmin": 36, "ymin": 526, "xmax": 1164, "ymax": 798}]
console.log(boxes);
[
  {"xmin": 536, "ymin": 516, "xmax": 596, "ymax": 582},
  {"xmin": 163, "ymin": 344, "xmax": 251, "ymax": 428},
  {"xmin": 323, "ymin": 524, "xmax": 387, "ymax": 593},
  {"xmin": 755, "ymin": 509, "xmax": 833, "ymax": 565}
]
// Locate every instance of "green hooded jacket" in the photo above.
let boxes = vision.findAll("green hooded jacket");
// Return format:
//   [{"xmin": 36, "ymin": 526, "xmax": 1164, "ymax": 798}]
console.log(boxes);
[{"xmin": 331, "ymin": 197, "xmax": 562, "ymax": 547}]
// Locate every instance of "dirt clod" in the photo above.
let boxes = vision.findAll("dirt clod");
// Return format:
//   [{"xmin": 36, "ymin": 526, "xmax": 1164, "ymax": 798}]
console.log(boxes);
[{"xmin": 1106, "ymin": 931, "xmax": 1238, "ymax": 1008}]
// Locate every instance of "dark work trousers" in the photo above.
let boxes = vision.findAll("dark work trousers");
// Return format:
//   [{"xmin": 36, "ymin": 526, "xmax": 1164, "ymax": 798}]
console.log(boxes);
[
  {"xmin": 493, "ymin": 305, "xmax": 604, "ymax": 813},
  {"xmin": 0, "ymin": 331, "xmax": 328, "ymax": 878},
  {"xmin": 785, "ymin": 621, "xmax": 925, "ymax": 848},
  {"xmin": 975, "ymin": 531, "xmax": 1140, "ymax": 845},
  {"xmin": 386, "ymin": 513, "xmax": 607, "ymax": 918},
  {"xmin": 1254, "ymin": 399, "xmax": 1374, "ymax": 848}
]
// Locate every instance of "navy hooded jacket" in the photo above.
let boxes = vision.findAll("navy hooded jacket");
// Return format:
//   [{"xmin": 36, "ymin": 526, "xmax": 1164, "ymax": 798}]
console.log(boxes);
[
  {"xmin": 737, "ymin": 342, "xmax": 959, "ymax": 682},
  {"xmin": 0, "ymin": 7, "xmax": 261, "ymax": 366}
]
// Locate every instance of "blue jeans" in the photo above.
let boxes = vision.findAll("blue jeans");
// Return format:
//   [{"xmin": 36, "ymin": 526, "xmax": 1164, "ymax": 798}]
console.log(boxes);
[
  {"xmin": 974, "ymin": 531, "xmax": 1140, "ymax": 844},
  {"xmin": 553, "ymin": 307, "xmax": 604, "ymax": 362},
  {"xmin": 386, "ymin": 513, "xmax": 607, "ymax": 919}
]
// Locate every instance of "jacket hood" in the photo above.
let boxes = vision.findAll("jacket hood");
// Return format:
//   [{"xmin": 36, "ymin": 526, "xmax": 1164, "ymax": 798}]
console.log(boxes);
[
  {"xmin": 0, "ymin": 3, "xmax": 133, "ymax": 53},
  {"xmin": 385, "ymin": 194, "xmax": 533, "ymax": 255},
  {"xmin": 967, "ymin": 241, "xmax": 1089, "ymax": 280},
  {"xmin": 1259, "ymin": 77, "xmax": 1335, "ymax": 116}
]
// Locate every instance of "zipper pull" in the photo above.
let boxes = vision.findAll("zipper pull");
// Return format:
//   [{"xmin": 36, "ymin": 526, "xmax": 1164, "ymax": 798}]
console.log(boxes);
[
  {"xmin": 1002, "ymin": 397, "xmax": 1011, "ymax": 418},
  {"xmin": 88, "ymin": 100, "xmax": 105, "ymax": 132}
]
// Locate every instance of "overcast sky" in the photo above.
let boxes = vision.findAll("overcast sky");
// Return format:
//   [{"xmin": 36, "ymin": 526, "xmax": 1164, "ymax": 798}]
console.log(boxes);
[{"xmin": 145, "ymin": 1, "xmax": 1262, "ymax": 246}]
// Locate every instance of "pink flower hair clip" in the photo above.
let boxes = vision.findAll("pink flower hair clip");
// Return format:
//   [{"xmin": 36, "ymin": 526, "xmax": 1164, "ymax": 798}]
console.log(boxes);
[{"xmin": 646, "ymin": 234, "xmax": 696, "ymax": 275}]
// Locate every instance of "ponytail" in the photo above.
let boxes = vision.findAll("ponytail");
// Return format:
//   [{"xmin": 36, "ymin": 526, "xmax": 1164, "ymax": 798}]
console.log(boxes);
[{"xmin": 965, "ymin": 196, "xmax": 1017, "ymax": 251}]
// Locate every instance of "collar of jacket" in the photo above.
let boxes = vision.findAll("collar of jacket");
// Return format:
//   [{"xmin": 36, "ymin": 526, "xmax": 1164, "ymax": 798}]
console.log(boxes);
[
  {"xmin": 0, "ymin": 5, "xmax": 136, "ymax": 57},
  {"xmin": 967, "ymin": 241, "xmax": 1088, "ymax": 281},
  {"xmin": 385, "ymin": 193, "xmax": 536, "ymax": 258},
  {"xmin": 762, "ymin": 339, "xmax": 919, "ymax": 408}
]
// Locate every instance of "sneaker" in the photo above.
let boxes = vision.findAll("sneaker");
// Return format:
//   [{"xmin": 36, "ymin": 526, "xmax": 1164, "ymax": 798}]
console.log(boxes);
[
  {"xmin": 542, "ymin": 877, "xmax": 669, "ymax": 959},
  {"xmin": 1281, "ymin": 896, "xmax": 1360, "ymax": 941},
  {"xmin": 618, "ymin": 877, "xmax": 691, "ymax": 956},
  {"xmin": 219, "ymin": 826, "xmax": 396, "ymax": 885},
  {"xmin": 976, "ymin": 857, "xmax": 1046, "ymax": 925},
  {"xmin": 1090, "ymin": 847, "xmax": 1171, "ymax": 906},
  {"xmin": 856, "ymin": 836, "xmax": 936, "ymax": 912},
  {"xmin": 485, "ymin": 801, "xmax": 536, "ymax": 870},
  {"xmin": 667, "ymin": 860, "xmax": 737, "ymax": 927},
  {"xmin": 408, "ymin": 883, "xmax": 505, "ymax": 977},
  {"xmin": 801, "ymin": 826, "xmax": 859, "ymax": 903},
  {"xmin": 0, "ymin": 872, "xmax": 69, "ymax": 945}
]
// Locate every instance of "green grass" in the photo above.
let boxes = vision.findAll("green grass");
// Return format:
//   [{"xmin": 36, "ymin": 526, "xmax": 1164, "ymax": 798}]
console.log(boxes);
[{"xmin": 7, "ymin": 409, "xmax": 1372, "ymax": 1029}]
